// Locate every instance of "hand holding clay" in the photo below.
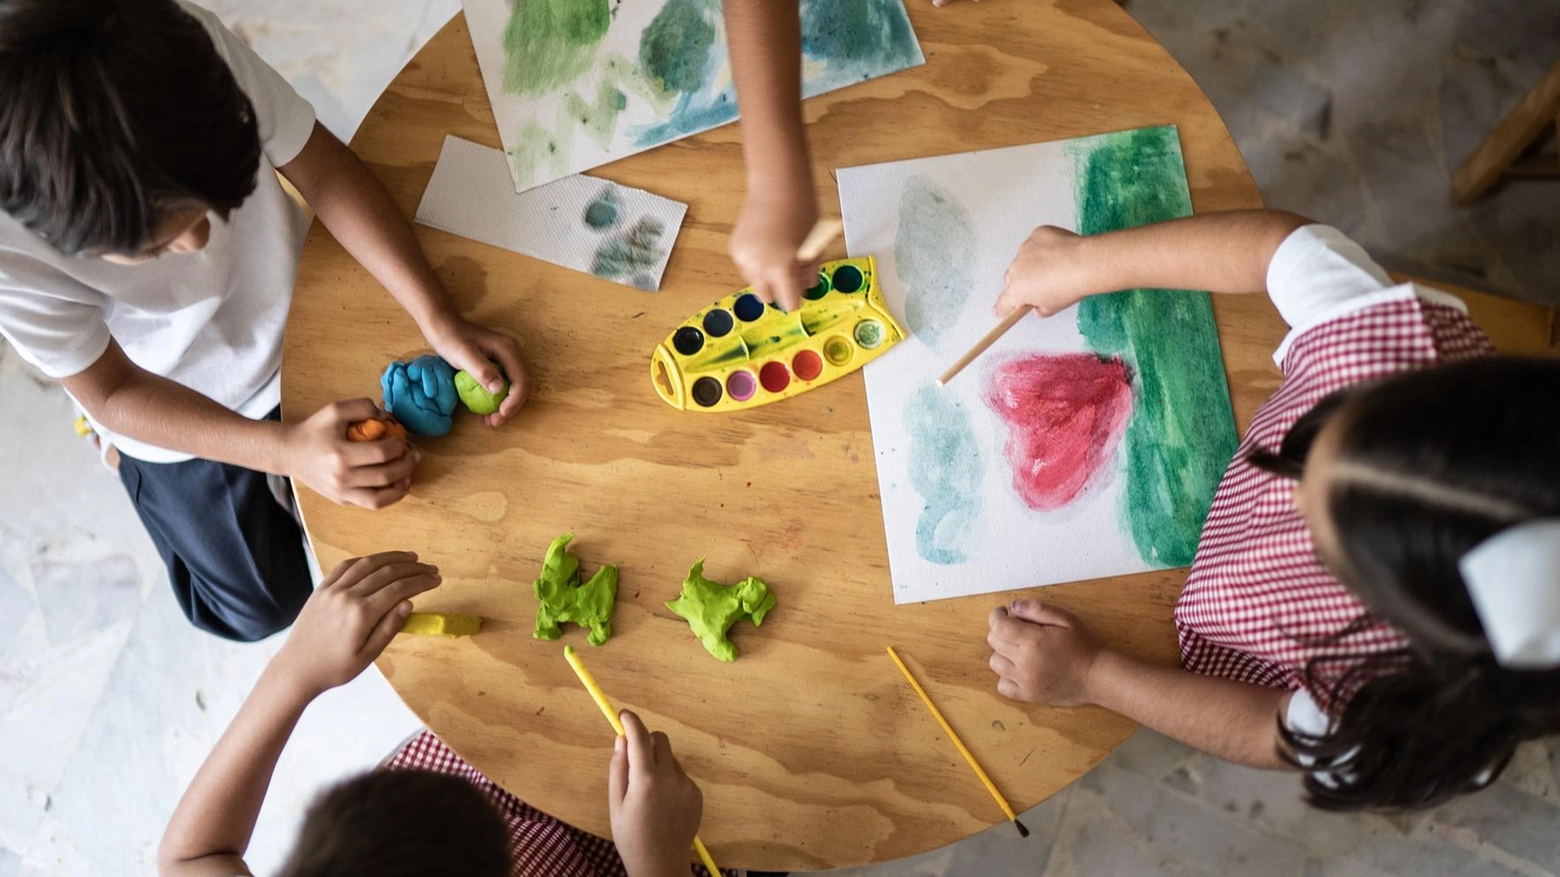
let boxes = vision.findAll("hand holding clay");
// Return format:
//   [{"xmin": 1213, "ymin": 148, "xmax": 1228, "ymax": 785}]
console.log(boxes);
[
  {"xmin": 273, "ymin": 551, "xmax": 441, "ymax": 697},
  {"xmin": 609, "ymin": 710, "xmax": 704, "ymax": 877},
  {"xmin": 994, "ymin": 225, "xmax": 1096, "ymax": 318},
  {"xmin": 422, "ymin": 312, "xmax": 528, "ymax": 427},
  {"xmin": 281, "ymin": 398, "xmax": 417, "ymax": 510}
]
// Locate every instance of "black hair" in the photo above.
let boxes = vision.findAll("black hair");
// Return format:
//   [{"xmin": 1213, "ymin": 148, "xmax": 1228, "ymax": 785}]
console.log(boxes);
[
  {"xmin": 277, "ymin": 769, "xmax": 512, "ymax": 877},
  {"xmin": 0, "ymin": 0, "xmax": 261, "ymax": 256},
  {"xmin": 1249, "ymin": 356, "xmax": 1560, "ymax": 810}
]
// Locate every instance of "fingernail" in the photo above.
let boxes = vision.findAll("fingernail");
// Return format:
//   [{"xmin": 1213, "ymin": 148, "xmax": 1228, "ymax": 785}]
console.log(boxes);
[
  {"xmin": 614, "ymin": 736, "xmax": 624, "ymax": 754},
  {"xmin": 488, "ymin": 382, "xmax": 503, "ymax": 393},
  {"xmin": 398, "ymin": 601, "xmax": 411, "ymax": 615},
  {"xmin": 1011, "ymin": 600, "xmax": 1029, "ymax": 612}
]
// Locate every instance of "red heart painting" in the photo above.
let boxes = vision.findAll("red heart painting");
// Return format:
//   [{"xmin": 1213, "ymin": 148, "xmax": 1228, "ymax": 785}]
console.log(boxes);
[{"xmin": 983, "ymin": 352, "xmax": 1135, "ymax": 510}]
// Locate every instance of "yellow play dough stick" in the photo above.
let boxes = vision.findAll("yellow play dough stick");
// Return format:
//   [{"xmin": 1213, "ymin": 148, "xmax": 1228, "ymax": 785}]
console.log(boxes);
[
  {"xmin": 399, "ymin": 612, "xmax": 482, "ymax": 637},
  {"xmin": 562, "ymin": 646, "xmax": 722, "ymax": 875}
]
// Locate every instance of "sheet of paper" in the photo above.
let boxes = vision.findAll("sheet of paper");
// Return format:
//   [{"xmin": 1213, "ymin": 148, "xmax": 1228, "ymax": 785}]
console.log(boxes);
[
  {"xmin": 837, "ymin": 126, "xmax": 1239, "ymax": 604},
  {"xmin": 459, "ymin": 0, "xmax": 925, "ymax": 192},
  {"xmin": 415, "ymin": 135, "xmax": 686, "ymax": 291}
]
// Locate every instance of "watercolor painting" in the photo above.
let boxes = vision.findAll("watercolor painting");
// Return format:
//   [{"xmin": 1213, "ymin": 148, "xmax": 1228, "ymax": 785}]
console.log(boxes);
[
  {"xmin": 415, "ymin": 136, "xmax": 686, "ymax": 290},
  {"xmin": 459, "ymin": 0, "xmax": 925, "ymax": 192},
  {"xmin": 838, "ymin": 126, "xmax": 1238, "ymax": 604}
]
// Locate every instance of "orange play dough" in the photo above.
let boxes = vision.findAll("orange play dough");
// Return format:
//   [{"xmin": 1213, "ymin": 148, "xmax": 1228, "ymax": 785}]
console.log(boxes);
[{"xmin": 346, "ymin": 415, "xmax": 408, "ymax": 442}]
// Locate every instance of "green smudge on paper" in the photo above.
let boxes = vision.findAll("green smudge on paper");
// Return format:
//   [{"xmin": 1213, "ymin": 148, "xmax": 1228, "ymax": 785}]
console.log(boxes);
[
  {"xmin": 638, "ymin": 0, "xmax": 716, "ymax": 95},
  {"xmin": 905, "ymin": 385, "xmax": 984, "ymax": 564},
  {"xmin": 897, "ymin": 175, "xmax": 975, "ymax": 351},
  {"xmin": 503, "ymin": 0, "xmax": 611, "ymax": 97},
  {"xmin": 665, "ymin": 559, "xmax": 776, "ymax": 662},
  {"xmin": 592, "ymin": 217, "xmax": 667, "ymax": 288},
  {"xmin": 583, "ymin": 185, "xmax": 623, "ymax": 229},
  {"xmin": 533, "ymin": 533, "xmax": 619, "ymax": 646},
  {"xmin": 1071, "ymin": 126, "xmax": 1238, "ymax": 566},
  {"xmin": 510, "ymin": 55, "xmax": 662, "ymax": 189}
]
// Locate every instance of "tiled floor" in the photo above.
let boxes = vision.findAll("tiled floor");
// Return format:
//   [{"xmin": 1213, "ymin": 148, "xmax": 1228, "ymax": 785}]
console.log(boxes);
[{"xmin": 1, "ymin": 2, "xmax": 1556, "ymax": 876}]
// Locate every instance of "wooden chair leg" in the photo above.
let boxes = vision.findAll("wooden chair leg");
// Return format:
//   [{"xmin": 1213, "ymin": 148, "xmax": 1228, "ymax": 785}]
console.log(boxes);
[{"xmin": 1451, "ymin": 60, "xmax": 1560, "ymax": 204}]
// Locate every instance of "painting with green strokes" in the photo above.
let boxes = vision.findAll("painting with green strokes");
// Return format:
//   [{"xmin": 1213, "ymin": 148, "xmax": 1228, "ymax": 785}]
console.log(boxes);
[
  {"xmin": 837, "ymin": 126, "xmax": 1239, "ymax": 604},
  {"xmin": 459, "ymin": 0, "xmax": 925, "ymax": 193}
]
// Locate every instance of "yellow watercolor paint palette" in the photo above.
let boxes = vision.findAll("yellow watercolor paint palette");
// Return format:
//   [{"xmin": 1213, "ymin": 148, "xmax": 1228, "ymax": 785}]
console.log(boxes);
[{"xmin": 651, "ymin": 257, "xmax": 905, "ymax": 412}]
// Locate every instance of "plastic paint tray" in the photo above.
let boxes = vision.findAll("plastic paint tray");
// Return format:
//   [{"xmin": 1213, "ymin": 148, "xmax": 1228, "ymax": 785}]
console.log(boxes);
[{"xmin": 652, "ymin": 257, "xmax": 905, "ymax": 412}]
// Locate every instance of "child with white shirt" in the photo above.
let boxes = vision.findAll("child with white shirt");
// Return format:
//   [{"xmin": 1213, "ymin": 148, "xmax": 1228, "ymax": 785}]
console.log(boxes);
[
  {"xmin": 983, "ymin": 210, "xmax": 1560, "ymax": 809},
  {"xmin": 0, "ymin": 0, "xmax": 527, "ymax": 641}
]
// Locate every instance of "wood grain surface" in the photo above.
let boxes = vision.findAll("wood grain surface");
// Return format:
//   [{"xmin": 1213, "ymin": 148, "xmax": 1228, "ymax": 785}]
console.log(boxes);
[{"xmin": 280, "ymin": 2, "xmax": 1282, "ymax": 869}]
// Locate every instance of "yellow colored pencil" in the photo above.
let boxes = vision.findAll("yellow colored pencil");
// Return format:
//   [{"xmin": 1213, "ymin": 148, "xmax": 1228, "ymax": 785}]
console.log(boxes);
[
  {"xmin": 562, "ymin": 646, "xmax": 723, "ymax": 874},
  {"xmin": 886, "ymin": 646, "xmax": 1031, "ymax": 838}
]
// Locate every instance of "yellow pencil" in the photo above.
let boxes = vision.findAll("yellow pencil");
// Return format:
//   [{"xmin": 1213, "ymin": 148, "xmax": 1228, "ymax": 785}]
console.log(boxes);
[
  {"xmin": 886, "ymin": 646, "xmax": 1031, "ymax": 837},
  {"xmin": 562, "ymin": 646, "xmax": 724, "ymax": 874}
]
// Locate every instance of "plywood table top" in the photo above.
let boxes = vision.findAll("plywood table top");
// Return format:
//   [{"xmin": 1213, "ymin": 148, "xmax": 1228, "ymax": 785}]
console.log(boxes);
[{"xmin": 281, "ymin": 2, "xmax": 1277, "ymax": 869}]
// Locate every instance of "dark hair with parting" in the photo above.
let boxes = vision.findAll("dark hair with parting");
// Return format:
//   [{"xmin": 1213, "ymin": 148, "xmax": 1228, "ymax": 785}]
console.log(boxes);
[
  {"xmin": 0, "ymin": 0, "xmax": 261, "ymax": 256},
  {"xmin": 1249, "ymin": 356, "xmax": 1560, "ymax": 811},
  {"xmin": 276, "ymin": 769, "xmax": 512, "ymax": 877}
]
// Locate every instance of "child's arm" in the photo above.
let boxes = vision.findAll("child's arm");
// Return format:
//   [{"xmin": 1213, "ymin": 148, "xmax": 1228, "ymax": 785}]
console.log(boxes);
[
  {"xmin": 61, "ymin": 344, "xmax": 415, "ymax": 510},
  {"xmin": 157, "ymin": 552, "xmax": 441, "ymax": 877},
  {"xmin": 994, "ymin": 209, "xmax": 1312, "ymax": 318},
  {"xmin": 609, "ymin": 711, "xmax": 705, "ymax": 877},
  {"xmin": 278, "ymin": 123, "xmax": 527, "ymax": 426},
  {"xmin": 723, "ymin": 0, "xmax": 818, "ymax": 313},
  {"xmin": 987, "ymin": 602, "xmax": 1294, "ymax": 770}
]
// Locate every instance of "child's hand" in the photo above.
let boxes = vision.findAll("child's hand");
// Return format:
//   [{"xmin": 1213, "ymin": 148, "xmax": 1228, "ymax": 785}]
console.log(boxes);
[
  {"xmin": 272, "ymin": 551, "xmax": 441, "ymax": 697},
  {"xmin": 609, "ymin": 710, "xmax": 703, "ymax": 877},
  {"xmin": 283, "ymin": 399, "xmax": 418, "ymax": 509},
  {"xmin": 423, "ymin": 313, "xmax": 529, "ymax": 427},
  {"xmin": 994, "ymin": 226, "xmax": 1095, "ymax": 318},
  {"xmin": 986, "ymin": 601, "xmax": 1104, "ymax": 707},
  {"xmin": 731, "ymin": 188, "xmax": 820, "ymax": 313}
]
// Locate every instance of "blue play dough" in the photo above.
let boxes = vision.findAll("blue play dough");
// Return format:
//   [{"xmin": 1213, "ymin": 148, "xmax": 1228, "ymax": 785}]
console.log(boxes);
[{"xmin": 381, "ymin": 355, "xmax": 458, "ymax": 436}]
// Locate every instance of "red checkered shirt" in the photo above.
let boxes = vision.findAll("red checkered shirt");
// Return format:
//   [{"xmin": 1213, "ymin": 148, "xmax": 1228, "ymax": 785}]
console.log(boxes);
[
  {"xmin": 1175, "ymin": 226, "xmax": 1496, "ymax": 713},
  {"xmin": 385, "ymin": 732, "xmax": 728, "ymax": 877}
]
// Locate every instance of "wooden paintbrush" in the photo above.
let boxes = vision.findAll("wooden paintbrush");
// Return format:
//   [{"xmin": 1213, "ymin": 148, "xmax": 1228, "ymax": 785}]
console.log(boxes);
[{"xmin": 936, "ymin": 307, "xmax": 1031, "ymax": 387}]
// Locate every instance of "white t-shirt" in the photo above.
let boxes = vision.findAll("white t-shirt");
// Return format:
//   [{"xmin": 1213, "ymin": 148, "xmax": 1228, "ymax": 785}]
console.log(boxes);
[{"xmin": 0, "ymin": 1, "xmax": 316, "ymax": 463}]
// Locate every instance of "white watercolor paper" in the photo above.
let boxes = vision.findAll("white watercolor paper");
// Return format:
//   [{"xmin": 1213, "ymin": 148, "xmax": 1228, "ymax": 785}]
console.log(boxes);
[
  {"xmin": 838, "ymin": 127, "xmax": 1236, "ymax": 604},
  {"xmin": 415, "ymin": 135, "xmax": 686, "ymax": 291},
  {"xmin": 460, "ymin": 0, "xmax": 925, "ymax": 192}
]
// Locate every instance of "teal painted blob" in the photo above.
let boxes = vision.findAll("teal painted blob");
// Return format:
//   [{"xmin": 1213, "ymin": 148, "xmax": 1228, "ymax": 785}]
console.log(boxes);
[
  {"xmin": 584, "ymin": 184, "xmax": 622, "ymax": 229},
  {"xmin": 905, "ymin": 385, "xmax": 984, "ymax": 565},
  {"xmin": 592, "ymin": 216, "xmax": 667, "ymax": 287},
  {"xmin": 800, "ymin": 0, "xmax": 923, "ymax": 70},
  {"xmin": 638, "ymin": 0, "xmax": 716, "ymax": 94},
  {"xmin": 503, "ymin": 0, "xmax": 611, "ymax": 97},
  {"xmin": 1070, "ymin": 126, "xmax": 1238, "ymax": 567},
  {"xmin": 897, "ymin": 175, "xmax": 976, "ymax": 352}
]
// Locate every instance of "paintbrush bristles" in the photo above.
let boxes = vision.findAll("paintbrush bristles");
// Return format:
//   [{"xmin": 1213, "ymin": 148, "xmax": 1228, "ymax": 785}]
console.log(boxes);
[
  {"xmin": 1014, "ymin": 818, "xmax": 1031, "ymax": 838},
  {"xmin": 796, "ymin": 218, "xmax": 845, "ymax": 263},
  {"xmin": 937, "ymin": 307, "xmax": 1030, "ymax": 387}
]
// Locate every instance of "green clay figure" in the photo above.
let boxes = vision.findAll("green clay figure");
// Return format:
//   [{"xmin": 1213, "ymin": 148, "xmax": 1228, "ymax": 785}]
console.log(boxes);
[
  {"xmin": 533, "ymin": 533, "xmax": 618, "ymax": 646},
  {"xmin": 665, "ymin": 560, "xmax": 776, "ymax": 662},
  {"xmin": 455, "ymin": 366, "xmax": 509, "ymax": 415}
]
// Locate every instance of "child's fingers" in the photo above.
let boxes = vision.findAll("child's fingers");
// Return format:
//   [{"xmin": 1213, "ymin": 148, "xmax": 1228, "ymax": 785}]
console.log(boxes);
[
  {"xmin": 619, "ymin": 710, "xmax": 655, "ymax": 774},
  {"xmin": 344, "ymin": 560, "xmax": 438, "ymax": 597},
  {"xmin": 341, "ymin": 437, "xmax": 409, "ymax": 467},
  {"xmin": 326, "ymin": 397, "xmax": 382, "ymax": 426},
  {"xmin": 361, "ymin": 570, "xmax": 443, "ymax": 619},
  {"xmin": 989, "ymin": 652, "xmax": 1017, "ymax": 677},
  {"xmin": 361, "ymin": 598, "xmax": 413, "ymax": 657},
  {"xmin": 343, "ymin": 452, "xmax": 418, "ymax": 489},
  {"xmin": 1008, "ymin": 600, "xmax": 1077, "ymax": 628},
  {"xmin": 330, "ymin": 551, "xmax": 418, "ymax": 589},
  {"xmin": 608, "ymin": 735, "xmax": 629, "ymax": 807},
  {"xmin": 650, "ymin": 730, "xmax": 674, "ymax": 765},
  {"xmin": 343, "ymin": 479, "xmax": 412, "ymax": 510}
]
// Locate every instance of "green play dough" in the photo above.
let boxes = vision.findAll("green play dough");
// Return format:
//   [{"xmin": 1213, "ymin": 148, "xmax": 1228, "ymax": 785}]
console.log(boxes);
[
  {"xmin": 533, "ymin": 533, "xmax": 618, "ymax": 646},
  {"xmin": 455, "ymin": 368, "xmax": 509, "ymax": 415},
  {"xmin": 665, "ymin": 560, "xmax": 776, "ymax": 662}
]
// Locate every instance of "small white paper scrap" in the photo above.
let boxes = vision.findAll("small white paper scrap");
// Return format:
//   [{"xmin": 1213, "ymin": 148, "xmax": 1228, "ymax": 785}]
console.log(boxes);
[{"xmin": 415, "ymin": 135, "xmax": 687, "ymax": 291}]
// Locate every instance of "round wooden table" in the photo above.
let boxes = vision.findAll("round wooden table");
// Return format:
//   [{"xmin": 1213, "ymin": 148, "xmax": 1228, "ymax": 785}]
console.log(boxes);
[{"xmin": 283, "ymin": 2, "xmax": 1282, "ymax": 870}]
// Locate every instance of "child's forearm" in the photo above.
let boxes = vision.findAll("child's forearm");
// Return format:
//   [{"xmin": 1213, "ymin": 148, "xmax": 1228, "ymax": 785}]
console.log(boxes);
[
  {"xmin": 158, "ymin": 660, "xmax": 317, "ymax": 876},
  {"xmin": 279, "ymin": 124, "xmax": 460, "ymax": 332},
  {"xmin": 61, "ymin": 343, "xmax": 289, "ymax": 473},
  {"xmin": 1076, "ymin": 209, "xmax": 1310, "ymax": 297},
  {"xmin": 723, "ymin": 0, "xmax": 812, "ymax": 198},
  {"xmin": 1086, "ymin": 650, "xmax": 1294, "ymax": 769}
]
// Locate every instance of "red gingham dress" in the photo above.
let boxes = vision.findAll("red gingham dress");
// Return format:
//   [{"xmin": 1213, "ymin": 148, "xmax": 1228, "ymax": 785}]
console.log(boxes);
[
  {"xmin": 384, "ymin": 732, "xmax": 728, "ymax": 877},
  {"xmin": 1174, "ymin": 228, "xmax": 1496, "ymax": 714}
]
